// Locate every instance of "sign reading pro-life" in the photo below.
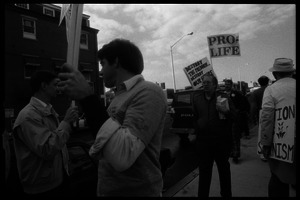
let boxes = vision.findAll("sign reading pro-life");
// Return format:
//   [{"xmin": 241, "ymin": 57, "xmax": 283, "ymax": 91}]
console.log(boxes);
[
  {"xmin": 207, "ymin": 33, "xmax": 240, "ymax": 58},
  {"xmin": 183, "ymin": 57, "xmax": 216, "ymax": 89}
]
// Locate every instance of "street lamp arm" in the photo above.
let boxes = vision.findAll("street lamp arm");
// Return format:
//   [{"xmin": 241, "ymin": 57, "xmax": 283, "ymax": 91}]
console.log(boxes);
[
  {"xmin": 171, "ymin": 32, "xmax": 193, "ymax": 49},
  {"xmin": 170, "ymin": 31, "xmax": 193, "ymax": 91},
  {"xmin": 171, "ymin": 35, "xmax": 186, "ymax": 48}
]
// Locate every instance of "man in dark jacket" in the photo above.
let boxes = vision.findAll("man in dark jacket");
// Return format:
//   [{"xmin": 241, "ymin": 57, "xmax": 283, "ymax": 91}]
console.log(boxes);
[
  {"xmin": 249, "ymin": 75, "xmax": 269, "ymax": 125},
  {"xmin": 192, "ymin": 74, "xmax": 237, "ymax": 197},
  {"xmin": 224, "ymin": 79, "xmax": 250, "ymax": 163}
]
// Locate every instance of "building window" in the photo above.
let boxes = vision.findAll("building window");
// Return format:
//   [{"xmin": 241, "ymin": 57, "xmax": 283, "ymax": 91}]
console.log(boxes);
[
  {"xmin": 15, "ymin": 4, "xmax": 29, "ymax": 9},
  {"xmin": 80, "ymin": 32, "xmax": 88, "ymax": 49},
  {"xmin": 24, "ymin": 63, "xmax": 40, "ymax": 79},
  {"xmin": 22, "ymin": 17, "xmax": 36, "ymax": 40},
  {"xmin": 43, "ymin": 7, "xmax": 55, "ymax": 17},
  {"xmin": 82, "ymin": 18, "xmax": 90, "ymax": 27}
]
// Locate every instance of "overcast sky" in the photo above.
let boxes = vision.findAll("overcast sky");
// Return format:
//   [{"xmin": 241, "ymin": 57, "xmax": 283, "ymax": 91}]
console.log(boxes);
[{"xmin": 64, "ymin": 4, "xmax": 296, "ymax": 89}]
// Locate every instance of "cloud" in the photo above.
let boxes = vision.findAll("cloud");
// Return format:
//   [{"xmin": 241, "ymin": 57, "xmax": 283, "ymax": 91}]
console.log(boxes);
[
  {"xmin": 81, "ymin": 4, "xmax": 294, "ymax": 89},
  {"xmin": 139, "ymin": 25, "xmax": 146, "ymax": 32},
  {"xmin": 123, "ymin": 4, "xmax": 168, "ymax": 31},
  {"xmin": 84, "ymin": 4, "xmax": 120, "ymax": 15},
  {"xmin": 83, "ymin": 5, "xmax": 134, "ymax": 47}
]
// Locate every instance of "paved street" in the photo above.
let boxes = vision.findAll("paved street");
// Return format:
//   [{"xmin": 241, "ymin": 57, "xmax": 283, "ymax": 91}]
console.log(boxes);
[{"xmin": 164, "ymin": 124, "xmax": 296, "ymax": 197}]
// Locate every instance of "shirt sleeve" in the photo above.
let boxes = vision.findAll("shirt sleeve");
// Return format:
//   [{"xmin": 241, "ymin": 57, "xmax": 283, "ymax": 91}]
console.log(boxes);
[
  {"xmin": 260, "ymin": 87, "xmax": 275, "ymax": 146},
  {"xmin": 89, "ymin": 117, "xmax": 121, "ymax": 159},
  {"xmin": 88, "ymin": 117, "xmax": 146, "ymax": 172},
  {"xmin": 16, "ymin": 116, "xmax": 71, "ymax": 160},
  {"xmin": 102, "ymin": 128, "xmax": 145, "ymax": 172}
]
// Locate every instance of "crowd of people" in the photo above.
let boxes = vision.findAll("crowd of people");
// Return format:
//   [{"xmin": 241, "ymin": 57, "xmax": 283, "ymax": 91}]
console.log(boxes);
[{"xmin": 3, "ymin": 37, "xmax": 296, "ymax": 197}]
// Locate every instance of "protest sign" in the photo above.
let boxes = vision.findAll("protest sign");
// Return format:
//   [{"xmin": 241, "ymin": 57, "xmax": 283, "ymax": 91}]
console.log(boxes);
[
  {"xmin": 59, "ymin": 4, "xmax": 83, "ymax": 70},
  {"xmin": 59, "ymin": 4, "xmax": 83, "ymax": 115},
  {"xmin": 207, "ymin": 33, "xmax": 240, "ymax": 58},
  {"xmin": 183, "ymin": 57, "xmax": 216, "ymax": 89},
  {"xmin": 257, "ymin": 100, "xmax": 295, "ymax": 163}
]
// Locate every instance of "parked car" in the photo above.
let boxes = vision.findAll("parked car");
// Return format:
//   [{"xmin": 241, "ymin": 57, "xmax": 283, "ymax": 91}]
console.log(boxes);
[
  {"xmin": 170, "ymin": 87, "xmax": 226, "ymax": 138},
  {"xmin": 170, "ymin": 89, "xmax": 202, "ymax": 145}
]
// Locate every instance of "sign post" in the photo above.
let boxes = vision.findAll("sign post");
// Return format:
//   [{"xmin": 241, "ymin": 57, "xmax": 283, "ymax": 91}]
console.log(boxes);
[{"xmin": 59, "ymin": 4, "xmax": 84, "ymax": 125}]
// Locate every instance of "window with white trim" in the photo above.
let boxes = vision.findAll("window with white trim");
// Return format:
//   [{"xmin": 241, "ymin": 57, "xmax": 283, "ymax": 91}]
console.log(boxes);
[
  {"xmin": 80, "ymin": 32, "xmax": 88, "ymax": 49},
  {"xmin": 43, "ymin": 7, "xmax": 55, "ymax": 17},
  {"xmin": 22, "ymin": 17, "xmax": 36, "ymax": 40},
  {"xmin": 15, "ymin": 4, "xmax": 29, "ymax": 9},
  {"xmin": 82, "ymin": 18, "xmax": 90, "ymax": 27}
]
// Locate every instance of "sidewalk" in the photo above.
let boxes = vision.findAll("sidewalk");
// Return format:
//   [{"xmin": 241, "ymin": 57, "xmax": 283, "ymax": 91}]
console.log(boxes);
[{"xmin": 168, "ymin": 125, "xmax": 296, "ymax": 197}]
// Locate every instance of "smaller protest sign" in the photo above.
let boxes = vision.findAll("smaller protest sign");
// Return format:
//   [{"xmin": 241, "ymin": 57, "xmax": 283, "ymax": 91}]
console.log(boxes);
[
  {"xmin": 257, "ymin": 101, "xmax": 295, "ymax": 163},
  {"xmin": 183, "ymin": 57, "xmax": 216, "ymax": 89}
]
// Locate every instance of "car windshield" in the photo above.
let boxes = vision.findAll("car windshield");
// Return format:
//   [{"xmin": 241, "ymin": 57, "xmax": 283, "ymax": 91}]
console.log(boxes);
[{"xmin": 174, "ymin": 93, "xmax": 191, "ymax": 107}]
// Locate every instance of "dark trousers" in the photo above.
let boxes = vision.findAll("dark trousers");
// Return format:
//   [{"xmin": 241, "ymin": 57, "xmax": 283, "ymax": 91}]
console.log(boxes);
[
  {"xmin": 268, "ymin": 172, "xmax": 290, "ymax": 197},
  {"xmin": 196, "ymin": 138, "xmax": 232, "ymax": 197},
  {"xmin": 240, "ymin": 111, "xmax": 249, "ymax": 136},
  {"xmin": 231, "ymin": 123, "xmax": 241, "ymax": 158}
]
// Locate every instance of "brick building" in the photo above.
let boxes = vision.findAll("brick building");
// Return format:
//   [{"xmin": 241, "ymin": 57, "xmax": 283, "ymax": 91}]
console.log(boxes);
[{"xmin": 4, "ymin": 3, "xmax": 104, "ymax": 131}]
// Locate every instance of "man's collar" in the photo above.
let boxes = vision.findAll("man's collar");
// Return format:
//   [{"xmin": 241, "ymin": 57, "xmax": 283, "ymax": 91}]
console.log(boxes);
[
  {"xmin": 31, "ymin": 97, "xmax": 55, "ymax": 116},
  {"xmin": 117, "ymin": 74, "xmax": 144, "ymax": 92},
  {"xmin": 32, "ymin": 96, "xmax": 48, "ymax": 108}
]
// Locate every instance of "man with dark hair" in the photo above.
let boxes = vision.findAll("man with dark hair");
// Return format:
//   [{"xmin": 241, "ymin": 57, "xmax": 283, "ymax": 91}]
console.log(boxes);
[
  {"xmin": 192, "ymin": 74, "xmax": 236, "ymax": 197},
  {"xmin": 224, "ymin": 78, "xmax": 250, "ymax": 164},
  {"xmin": 250, "ymin": 75, "xmax": 270, "ymax": 125},
  {"xmin": 97, "ymin": 38, "xmax": 144, "ymax": 75},
  {"xmin": 260, "ymin": 58, "xmax": 296, "ymax": 197},
  {"xmin": 58, "ymin": 38, "xmax": 167, "ymax": 196},
  {"xmin": 12, "ymin": 70, "xmax": 78, "ymax": 196}
]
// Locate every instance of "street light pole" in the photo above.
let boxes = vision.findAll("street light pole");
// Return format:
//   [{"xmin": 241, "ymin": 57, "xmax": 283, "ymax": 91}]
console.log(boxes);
[
  {"xmin": 170, "ymin": 47, "xmax": 176, "ymax": 92},
  {"xmin": 238, "ymin": 65, "xmax": 241, "ymax": 91},
  {"xmin": 170, "ymin": 32, "xmax": 193, "ymax": 92}
]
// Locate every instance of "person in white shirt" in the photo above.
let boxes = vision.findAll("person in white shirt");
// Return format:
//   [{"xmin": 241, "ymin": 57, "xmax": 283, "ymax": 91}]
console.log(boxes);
[{"xmin": 58, "ymin": 38, "xmax": 167, "ymax": 196}]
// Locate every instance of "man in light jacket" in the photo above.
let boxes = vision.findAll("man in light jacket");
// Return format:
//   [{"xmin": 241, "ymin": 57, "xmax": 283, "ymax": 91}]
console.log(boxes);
[
  {"xmin": 260, "ymin": 58, "xmax": 296, "ymax": 197},
  {"xmin": 12, "ymin": 70, "xmax": 78, "ymax": 196}
]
